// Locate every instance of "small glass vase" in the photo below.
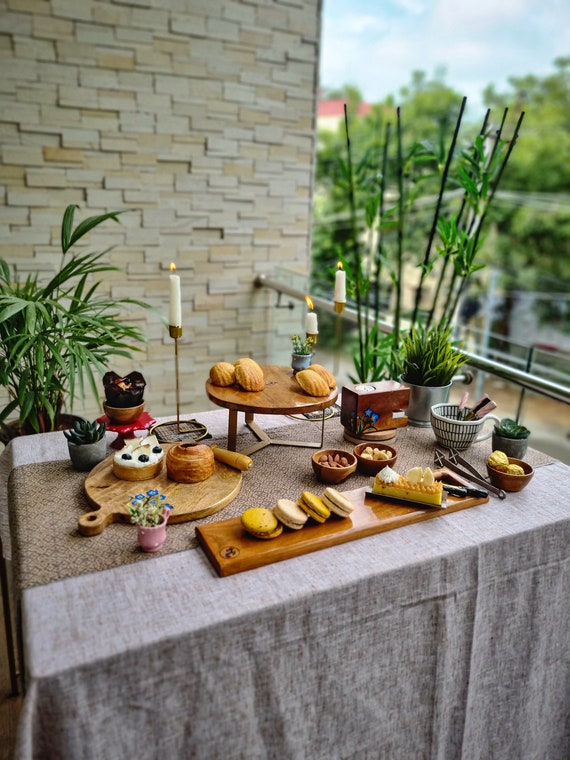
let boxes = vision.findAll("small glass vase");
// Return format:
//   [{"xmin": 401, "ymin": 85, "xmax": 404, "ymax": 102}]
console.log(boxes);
[{"xmin": 137, "ymin": 513, "xmax": 169, "ymax": 553}]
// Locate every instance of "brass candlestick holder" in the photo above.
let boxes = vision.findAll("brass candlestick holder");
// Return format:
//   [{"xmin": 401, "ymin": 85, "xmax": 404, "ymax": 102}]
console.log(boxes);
[
  {"xmin": 306, "ymin": 332, "xmax": 318, "ymax": 348},
  {"xmin": 150, "ymin": 325, "xmax": 210, "ymax": 444}
]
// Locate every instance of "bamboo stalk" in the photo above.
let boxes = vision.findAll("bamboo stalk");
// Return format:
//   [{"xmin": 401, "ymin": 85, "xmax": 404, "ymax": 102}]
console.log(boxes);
[
  {"xmin": 343, "ymin": 104, "xmax": 365, "ymax": 375},
  {"xmin": 411, "ymin": 96, "xmax": 467, "ymax": 328}
]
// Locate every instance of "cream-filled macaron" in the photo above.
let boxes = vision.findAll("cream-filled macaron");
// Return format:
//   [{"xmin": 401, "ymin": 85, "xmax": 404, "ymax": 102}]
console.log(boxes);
[
  {"xmin": 273, "ymin": 499, "xmax": 308, "ymax": 530},
  {"xmin": 321, "ymin": 487, "xmax": 355, "ymax": 517}
]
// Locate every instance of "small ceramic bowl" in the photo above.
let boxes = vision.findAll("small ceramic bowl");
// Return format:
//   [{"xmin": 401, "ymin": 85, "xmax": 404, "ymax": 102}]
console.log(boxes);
[
  {"xmin": 353, "ymin": 443, "xmax": 397, "ymax": 476},
  {"xmin": 103, "ymin": 401, "xmax": 144, "ymax": 425},
  {"xmin": 311, "ymin": 449, "xmax": 357, "ymax": 484},
  {"xmin": 486, "ymin": 457, "xmax": 534, "ymax": 492}
]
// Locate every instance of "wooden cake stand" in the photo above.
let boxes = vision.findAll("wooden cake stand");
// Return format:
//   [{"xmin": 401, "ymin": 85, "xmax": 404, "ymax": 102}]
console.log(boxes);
[{"xmin": 206, "ymin": 365, "xmax": 338, "ymax": 455}]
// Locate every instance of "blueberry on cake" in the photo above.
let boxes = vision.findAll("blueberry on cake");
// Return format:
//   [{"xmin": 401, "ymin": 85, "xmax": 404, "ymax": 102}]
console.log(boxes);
[{"xmin": 112, "ymin": 434, "xmax": 164, "ymax": 481}]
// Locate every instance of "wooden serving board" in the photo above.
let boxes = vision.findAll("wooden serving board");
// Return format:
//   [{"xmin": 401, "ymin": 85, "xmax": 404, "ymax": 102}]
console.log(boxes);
[
  {"xmin": 81, "ymin": 445, "xmax": 242, "ymax": 536},
  {"xmin": 196, "ymin": 469, "xmax": 490, "ymax": 577}
]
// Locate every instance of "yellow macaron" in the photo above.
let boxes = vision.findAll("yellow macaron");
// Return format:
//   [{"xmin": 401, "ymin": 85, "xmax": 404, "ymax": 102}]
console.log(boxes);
[
  {"xmin": 241, "ymin": 507, "xmax": 283, "ymax": 539},
  {"xmin": 298, "ymin": 491, "xmax": 330, "ymax": 524}
]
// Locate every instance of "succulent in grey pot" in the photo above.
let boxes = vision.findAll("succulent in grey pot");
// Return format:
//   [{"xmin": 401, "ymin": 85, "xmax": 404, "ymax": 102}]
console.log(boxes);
[
  {"xmin": 492, "ymin": 417, "xmax": 531, "ymax": 459},
  {"xmin": 64, "ymin": 418, "xmax": 107, "ymax": 471}
]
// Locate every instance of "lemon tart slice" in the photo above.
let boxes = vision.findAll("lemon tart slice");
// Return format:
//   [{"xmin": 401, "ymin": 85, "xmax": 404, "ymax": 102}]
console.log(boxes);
[{"xmin": 368, "ymin": 465, "xmax": 445, "ymax": 508}]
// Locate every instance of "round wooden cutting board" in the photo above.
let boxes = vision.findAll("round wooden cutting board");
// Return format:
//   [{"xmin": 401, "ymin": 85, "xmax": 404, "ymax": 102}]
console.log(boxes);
[{"xmin": 80, "ymin": 445, "xmax": 242, "ymax": 536}]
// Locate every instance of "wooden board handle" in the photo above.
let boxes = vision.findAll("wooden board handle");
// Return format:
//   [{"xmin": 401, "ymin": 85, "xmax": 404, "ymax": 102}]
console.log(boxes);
[
  {"xmin": 211, "ymin": 446, "xmax": 253, "ymax": 471},
  {"xmin": 78, "ymin": 509, "xmax": 122, "ymax": 537}
]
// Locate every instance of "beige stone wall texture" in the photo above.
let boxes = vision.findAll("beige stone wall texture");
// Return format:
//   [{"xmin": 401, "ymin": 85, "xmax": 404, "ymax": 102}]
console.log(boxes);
[{"xmin": 0, "ymin": 0, "xmax": 321, "ymax": 423}]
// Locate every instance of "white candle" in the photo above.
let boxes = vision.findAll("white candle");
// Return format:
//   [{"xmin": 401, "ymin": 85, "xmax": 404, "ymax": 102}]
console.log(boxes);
[
  {"xmin": 305, "ymin": 311, "xmax": 318, "ymax": 334},
  {"xmin": 169, "ymin": 263, "xmax": 182, "ymax": 327},
  {"xmin": 334, "ymin": 265, "xmax": 346, "ymax": 302}
]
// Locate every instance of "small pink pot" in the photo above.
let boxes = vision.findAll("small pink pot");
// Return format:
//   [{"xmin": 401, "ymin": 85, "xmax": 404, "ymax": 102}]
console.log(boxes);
[{"xmin": 137, "ymin": 513, "xmax": 169, "ymax": 553}]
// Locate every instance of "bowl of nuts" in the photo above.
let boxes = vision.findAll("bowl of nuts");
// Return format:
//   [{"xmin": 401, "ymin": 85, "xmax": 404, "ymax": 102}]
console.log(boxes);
[
  {"xmin": 311, "ymin": 449, "xmax": 357, "ymax": 484},
  {"xmin": 353, "ymin": 443, "xmax": 397, "ymax": 476}
]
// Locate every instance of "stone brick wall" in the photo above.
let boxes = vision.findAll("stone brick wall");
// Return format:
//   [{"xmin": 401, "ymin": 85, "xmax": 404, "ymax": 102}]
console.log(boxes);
[{"xmin": 0, "ymin": 0, "xmax": 321, "ymax": 424}]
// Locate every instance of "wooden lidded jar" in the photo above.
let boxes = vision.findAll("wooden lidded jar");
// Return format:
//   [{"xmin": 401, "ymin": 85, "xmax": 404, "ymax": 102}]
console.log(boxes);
[{"xmin": 166, "ymin": 442, "xmax": 215, "ymax": 483}]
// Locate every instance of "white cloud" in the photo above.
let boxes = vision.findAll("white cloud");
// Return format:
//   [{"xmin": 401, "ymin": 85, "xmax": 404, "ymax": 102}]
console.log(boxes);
[{"xmin": 319, "ymin": 0, "xmax": 570, "ymax": 115}]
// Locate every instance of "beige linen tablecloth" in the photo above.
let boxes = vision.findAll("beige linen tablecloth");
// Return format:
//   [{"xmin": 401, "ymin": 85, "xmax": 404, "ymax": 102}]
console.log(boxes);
[
  {"xmin": 8, "ymin": 420, "xmax": 553, "ymax": 592},
  {"xmin": 7, "ymin": 415, "xmax": 570, "ymax": 760}
]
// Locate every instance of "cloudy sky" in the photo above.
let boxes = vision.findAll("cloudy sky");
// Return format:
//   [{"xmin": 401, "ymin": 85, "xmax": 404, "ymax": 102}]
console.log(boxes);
[{"xmin": 319, "ymin": 0, "xmax": 570, "ymax": 116}]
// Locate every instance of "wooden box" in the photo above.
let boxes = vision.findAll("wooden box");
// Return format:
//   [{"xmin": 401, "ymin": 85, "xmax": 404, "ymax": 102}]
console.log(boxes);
[{"xmin": 340, "ymin": 380, "xmax": 410, "ymax": 436}]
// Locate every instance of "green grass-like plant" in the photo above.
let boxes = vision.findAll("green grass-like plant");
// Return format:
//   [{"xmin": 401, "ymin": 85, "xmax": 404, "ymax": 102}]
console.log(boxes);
[{"xmin": 396, "ymin": 323, "xmax": 467, "ymax": 387}]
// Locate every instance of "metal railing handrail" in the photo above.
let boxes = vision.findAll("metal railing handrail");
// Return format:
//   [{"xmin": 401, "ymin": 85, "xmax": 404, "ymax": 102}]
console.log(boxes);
[{"xmin": 254, "ymin": 273, "xmax": 570, "ymax": 406}]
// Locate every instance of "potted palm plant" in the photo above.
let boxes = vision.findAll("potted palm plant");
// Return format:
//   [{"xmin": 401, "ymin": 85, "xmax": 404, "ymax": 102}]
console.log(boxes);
[
  {"xmin": 395, "ymin": 323, "xmax": 468, "ymax": 427},
  {"xmin": 0, "ymin": 205, "xmax": 150, "ymax": 439},
  {"xmin": 63, "ymin": 418, "xmax": 107, "ymax": 471}
]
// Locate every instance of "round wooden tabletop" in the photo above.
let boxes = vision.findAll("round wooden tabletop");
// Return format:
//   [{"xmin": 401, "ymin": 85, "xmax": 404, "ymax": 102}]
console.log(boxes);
[{"xmin": 205, "ymin": 365, "xmax": 338, "ymax": 416}]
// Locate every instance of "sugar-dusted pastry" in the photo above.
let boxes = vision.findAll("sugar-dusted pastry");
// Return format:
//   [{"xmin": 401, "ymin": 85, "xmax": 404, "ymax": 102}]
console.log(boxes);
[
  {"xmin": 113, "ymin": 434, "xmax": 164, "ymax": 481},
  {"xmin": 370, "ymin": 465, "xmax": 443, "ymax": 507}
]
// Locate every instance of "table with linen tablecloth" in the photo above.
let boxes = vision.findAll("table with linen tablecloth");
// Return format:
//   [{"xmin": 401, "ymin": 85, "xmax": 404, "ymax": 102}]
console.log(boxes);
[{"xmin": 2, "ymin": 409, "xmax": 569, "ymax": 760}]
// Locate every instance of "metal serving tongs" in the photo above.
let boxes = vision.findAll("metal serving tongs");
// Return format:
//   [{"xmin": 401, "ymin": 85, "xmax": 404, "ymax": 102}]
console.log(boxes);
[{"xmin": 434, "ymin": 448, "xmax": 506, "ymax": 500}]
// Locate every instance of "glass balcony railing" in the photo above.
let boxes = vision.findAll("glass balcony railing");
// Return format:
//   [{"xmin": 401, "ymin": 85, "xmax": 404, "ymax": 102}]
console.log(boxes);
[{"xmin": 256, "ymin": 272, "xmax": 570, "ymax": 465}]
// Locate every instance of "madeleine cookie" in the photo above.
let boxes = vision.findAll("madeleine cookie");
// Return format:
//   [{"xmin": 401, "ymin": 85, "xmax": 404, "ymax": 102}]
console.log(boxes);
[
  {"xmin": 209, "ymin": 361, "xmax": 236, "ymax": 387},
  {"xmin": 321, "ymin": 487, "xmax": 355, "ymax": 517},
  {"xmin": 235, "ymin": 359, "xmax": 265, "ymax": 392},
  {"xmin": 298, "ymin": 491, "xmax": 330, "ymax": 523},
  {"xmin": 273, "ymin": 498, "xmax": 308, "ymax": 530},
  {"xmin": 295, "ymin": 369, "xmax": 330, "ymax": 397},
  {"xmin": 241, "ymin": 507, "xmax": 283, "ymax": 539},
  {"xmin": 308, "ymin": 363, "xmax": 336, "ymax": 389}
]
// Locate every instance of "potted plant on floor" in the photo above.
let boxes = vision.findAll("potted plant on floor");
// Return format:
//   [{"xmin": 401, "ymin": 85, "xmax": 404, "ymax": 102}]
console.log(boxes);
[
  {"xmin": 0, "ymin": 205, "xmax": 150, "ymax": 439},
  {"xmin": 395, "ymin": 323, "xmax": 468, "ymax": 427},
  {"xmin": 492, "ymin": 417, "xmax": 531, "ymax": 459},
  {"xmin": 128, "ymin": 490, "xmax": 174, "ymax": 552},
  {"xmin": 291, "ymin": 334, "xmax": 314, "ymax": 373},
  {"xmin": 64, "ymin": 418, "xmax": 107, "ymax": 471}
]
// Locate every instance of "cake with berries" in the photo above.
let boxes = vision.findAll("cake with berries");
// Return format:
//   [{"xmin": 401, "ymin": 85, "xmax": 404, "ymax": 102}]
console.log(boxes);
[{"xmin": 112, "ymin": 434, "xmax": 164, "ymax": 481}]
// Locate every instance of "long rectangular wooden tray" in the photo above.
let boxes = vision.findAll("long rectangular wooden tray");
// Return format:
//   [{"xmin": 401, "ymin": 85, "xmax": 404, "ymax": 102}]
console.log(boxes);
[{"xmin": 196, "ymin": 471, "xmax": 490, "ymax": 577}]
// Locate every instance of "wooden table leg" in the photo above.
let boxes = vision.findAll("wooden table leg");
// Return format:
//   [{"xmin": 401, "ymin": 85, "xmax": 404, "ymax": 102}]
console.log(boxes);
[
  {"xmin": 0, "ymin": 537, "xmax": 19, "ymax": 695},
  {"xmin": 227, "ymin": 409, "xmax": 238, "ymax": 451}
]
